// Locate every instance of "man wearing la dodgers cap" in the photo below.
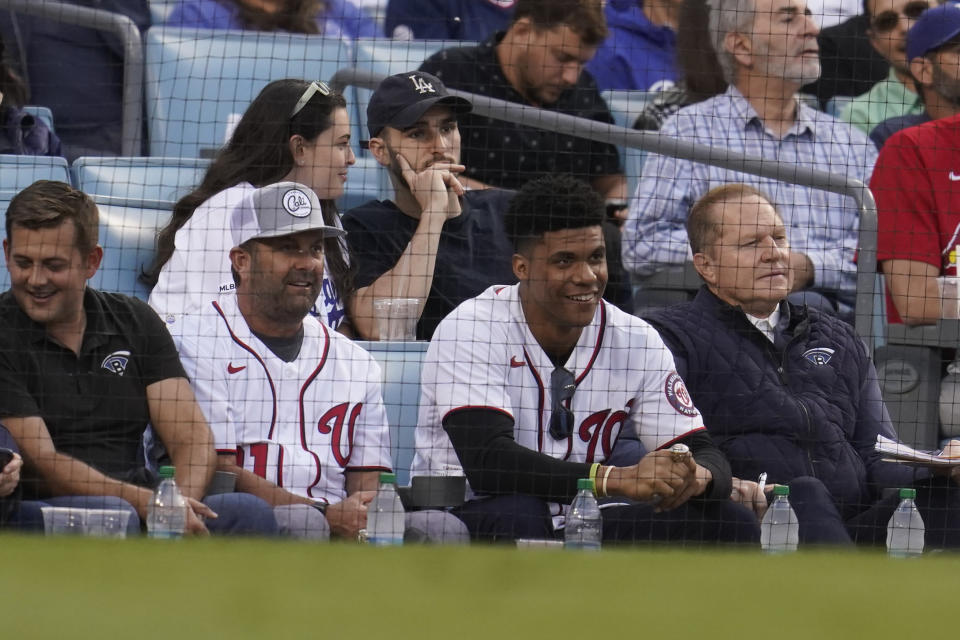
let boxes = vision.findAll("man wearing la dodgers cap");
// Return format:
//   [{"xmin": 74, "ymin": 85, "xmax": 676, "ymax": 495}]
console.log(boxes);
[
  {"xmin": 871, "ymin": 1, "xmax": 960, "ymax": 147},
  {"xmin": 173, "ymin": 180, "xmax": 469, "ymax": 542},
  {"xmin": 341, "ymin": 71, "xmax": 518, "ymax": 341}
]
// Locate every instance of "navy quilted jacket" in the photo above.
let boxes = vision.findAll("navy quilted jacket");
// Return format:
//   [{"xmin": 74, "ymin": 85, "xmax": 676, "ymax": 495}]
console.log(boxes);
[{"xmin": 645, "ymin": 287, "xmax": 919, "ymax": 512}]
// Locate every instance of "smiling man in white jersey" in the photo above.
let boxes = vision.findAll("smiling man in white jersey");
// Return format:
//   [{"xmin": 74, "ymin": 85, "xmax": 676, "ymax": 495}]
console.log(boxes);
[{"xmin": 413, "ymin": 174, "xmax": 760, "ymax": 543}]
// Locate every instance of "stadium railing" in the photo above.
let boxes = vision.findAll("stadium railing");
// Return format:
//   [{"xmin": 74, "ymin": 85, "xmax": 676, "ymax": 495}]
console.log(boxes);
[{"xmin": 0, "ymin": 0, "xmax": 144, "ymax": 156}]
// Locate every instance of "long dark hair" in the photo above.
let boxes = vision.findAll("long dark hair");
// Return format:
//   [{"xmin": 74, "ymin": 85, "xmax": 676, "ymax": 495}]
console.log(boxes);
[
  {"xmin": 143, "ymin": 78, "xmax": 353, "ymax": 302},
  {"xmin": 676, "ymin": 0, "xmax": 727, "ymax": 100},
  {"xmin": 232, "ymin": 0, "xmax": 328, "ymax": 34},
  {"xmin": 0, "ymin": 30, "xmax": 28, "ymax": 109}
]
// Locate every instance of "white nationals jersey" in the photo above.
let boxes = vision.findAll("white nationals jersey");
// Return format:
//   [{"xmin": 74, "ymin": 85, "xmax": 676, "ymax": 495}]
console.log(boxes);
[
  {"xmin": 176, "ymin": 295, "xmax": 391, "ymax": 503},
  {"xmin": 149, "ymin": 182, "xmax": 348, "ymax": 333},
  {"xmin": 413, "ymin": 284, "xmax": 705, "ymax": 484}
]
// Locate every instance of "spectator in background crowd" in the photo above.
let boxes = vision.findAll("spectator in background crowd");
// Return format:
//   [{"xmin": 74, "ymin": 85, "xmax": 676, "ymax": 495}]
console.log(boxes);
[
  {"xmin": 0, "ymin": 424, "xmax": 26, "ymax": 527},
  {"xmin": 167, "ymin": 0, "xmax": 378, "ymax": 39},
  {"xmin": 0, "ymin": 181, "xmax": 278, "ymax": 536},
  {"xmin": 586, "ymin": 0, "xmax": 681, "ymax": 92},
  {"xmin": 645, "ymin": 183, "xmax": 960, "ymax": 549},
  {"xmin": 144, "ymin": 79, "xmax": 358, "ymax": 337},
  {"xmin": 633, "ymin": 0, "xmax": 727, "ymax": 130},
  {"xmin": 343, "ymin": 72, "xmax": 516, "ymax": 340},
  {"xmin": 419, "ymin": 0, "xmax": 633, "ymax": 311},
  {"xmin": 804, "ymin": 0, "xmax": 889, "ymax": 107},
  {"xmin": 0, "ymin": 0, "xmax": 150, "ymax": 159},
  {"xmin": 871, "ymin": 2, "xmax": 960, "ymax": 148},
  {"xmin": 413, "ymin": 174, "xmax": 760, "ymax": 544},
  {"xmin": 385, "ymin": 0, "xmax": 514, "ymax": 40},
  {"xmin": 0, "ymin": 32, "xmax": 60, "ymax": 157},
  {"xmin": 871, "ymin": 51, "xmax": 960, "ymax": 436},
  {"xmin": 623, "ymin": 0, "xmax": 877, "ymax": 321},
  {"xmin": 838, "ymin": 0, "xmax": 928, "ymax": 134},
  {"xmin": 174, "ymin": 181, "xmax": 467, "ymax": 542}
]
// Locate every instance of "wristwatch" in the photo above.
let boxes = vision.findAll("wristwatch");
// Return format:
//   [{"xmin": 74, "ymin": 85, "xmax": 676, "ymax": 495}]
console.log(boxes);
[{"xmin": 310, "ymin": 500, "xmax": 328, "ymax": 515}]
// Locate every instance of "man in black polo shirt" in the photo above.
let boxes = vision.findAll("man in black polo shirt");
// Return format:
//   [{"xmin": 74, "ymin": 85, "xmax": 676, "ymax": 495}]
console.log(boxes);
[
  {"xmin": 343, "ymin": 71, "xmax": 517, "ymax": 340},
  {"xmin": 417, "ymin": 0, "xmax": 633, "ymax": 311},
  {"xmin": 0, "ymin": 180, "xmax": 277, "ymax": 535},
  {"xmin": 418, "ymin": 0, "xmax": 626, "ymax": 206}
]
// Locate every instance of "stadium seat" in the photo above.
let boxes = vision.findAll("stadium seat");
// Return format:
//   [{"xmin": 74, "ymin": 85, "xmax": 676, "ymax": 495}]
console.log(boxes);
[
  {"xmin": 72, "ymin": 156, "xmax": 209, "ymax": 206},
  {"xmin": 148, "ymin": 0, "xmax": 179, "ymax": 25},
  {"xmin": 339, "ymin": 155, "xmax": 390, "ymax": 211},
  {"xmin": 601, "ymin": 89, "xmax": 654, "ymax": 197},
  {"xmin": 22, "ymin": 105, "xmax": 55, "ymax": 133},
  {"xmin": 351, "ymin": 38, "xmax": 474, "ymax": 154},
  {"xmin": 145, "ymin": 26, "xmax": 354, "ymax": 157},
  {"xmin": 875, "ymin": 342, "xmax": 941, "ymax": 450},
  {"xmin": 0, "ymin": 154, "xmax": 71, "ymax": 219},
  {"xmin": 355, "ymin": 340, "xmax": 427, "ymax": 486},
  {"xmin": 89, "ymin": 196, "xmax": 172, "ymax": 300}
]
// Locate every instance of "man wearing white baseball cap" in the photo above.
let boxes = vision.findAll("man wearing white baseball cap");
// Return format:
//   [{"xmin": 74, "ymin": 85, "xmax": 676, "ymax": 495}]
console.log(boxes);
[{"xmin": 174, "ymin": 181, "xmax": 467, "ymax": 542}]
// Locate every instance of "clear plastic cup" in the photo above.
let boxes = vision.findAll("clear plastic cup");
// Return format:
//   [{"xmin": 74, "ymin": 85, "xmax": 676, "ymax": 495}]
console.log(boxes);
[{"xmin": 373, "ymin": 298, "xmax": 420, "ymax": 341}]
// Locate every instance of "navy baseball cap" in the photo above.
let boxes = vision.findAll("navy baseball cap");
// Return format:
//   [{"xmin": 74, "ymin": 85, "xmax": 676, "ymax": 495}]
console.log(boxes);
[
  {"xmin": 366, "ymin": 71, "xmax": 472, "ymax": 138},
  {"xmin": 907, "ymin": 2, "xmax": 960, "ymax": 60}
]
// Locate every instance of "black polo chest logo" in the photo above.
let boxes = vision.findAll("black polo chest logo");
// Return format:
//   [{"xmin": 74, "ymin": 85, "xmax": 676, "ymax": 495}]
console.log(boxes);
[{"xmin": 101, "ymin": 350, "xmax": 131, "ymax": 376}]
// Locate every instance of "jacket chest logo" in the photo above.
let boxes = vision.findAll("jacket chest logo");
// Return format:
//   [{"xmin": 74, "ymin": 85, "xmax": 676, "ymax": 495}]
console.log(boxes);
[{"xmin": 802, "ymin": 347, "xmax": 835, "ymax": 366}]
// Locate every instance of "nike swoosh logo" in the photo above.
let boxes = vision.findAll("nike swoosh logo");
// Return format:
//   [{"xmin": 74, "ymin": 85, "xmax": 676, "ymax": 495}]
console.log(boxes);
[
  {"xmin": 950, "ymin": 172, "xmax": 960, "ymax": 181},
  {"xmin": 227, "ymin": 363, "xmax": 246, "ymax": 374},
  {"xmin": 510, "ymin": 356, "xmax": 525, "ymax": 368}
]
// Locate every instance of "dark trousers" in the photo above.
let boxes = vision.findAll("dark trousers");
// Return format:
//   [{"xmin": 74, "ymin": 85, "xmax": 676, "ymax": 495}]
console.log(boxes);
[
  {"xmin": 784, "ymin": 475, "xmax": 960, "ymax": 549},
  {"xmin": 452, "ymin": 494, "xmax": 760, "ymax": 545}
]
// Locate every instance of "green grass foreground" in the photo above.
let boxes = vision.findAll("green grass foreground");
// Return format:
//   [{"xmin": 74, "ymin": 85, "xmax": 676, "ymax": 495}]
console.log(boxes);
[{"xmin": 0, "ymin": 534, "xmax": 954, "ymax": 638}]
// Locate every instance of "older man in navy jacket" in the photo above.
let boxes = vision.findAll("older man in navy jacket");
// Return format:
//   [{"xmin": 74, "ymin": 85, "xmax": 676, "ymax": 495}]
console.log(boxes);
[{"xmin": 645, "ymin": 183, "xmax": 960, "ymax": 548}]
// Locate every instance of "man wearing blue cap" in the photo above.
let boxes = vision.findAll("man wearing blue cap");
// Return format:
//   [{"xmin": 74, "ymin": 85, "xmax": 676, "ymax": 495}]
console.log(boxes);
[
  {"xmin": 871, "ymin": 1, "xmax": 960, "ymax": 147},
  {"xmin": 342, "ymin": 71, "xmax": 517, "ymax": 341}
]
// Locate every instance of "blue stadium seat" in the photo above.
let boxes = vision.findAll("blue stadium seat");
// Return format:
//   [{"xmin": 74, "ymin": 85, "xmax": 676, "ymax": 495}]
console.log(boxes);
[
  {"xmin": 145, "ymin": 26, "xmax": 354, "ymax": 157},
  {"xmin": 22, "ymin": 105, "xmax": 55, "ymax": 133},
  {"xmin": 72, "ymin": 156, "xmax": 209, "ymax": 206},
  {"xmin": 89, "ymin": 196, "xmax": 172, "ymax": 300},
  {"xmin": 148, "ymin": 0, "xmax": 179, "ymax": 25},
  {"xmin": 601, "ymin": 89, "xmax": 654, "ymax": 196},
  {"xmin": 355, "ymin": 340, "xmax": 428, "ymax": 486},
  {"xmin": 339, "ymin": 155, "xmax": 390, "ymax": 211},
  {"xmin": 352, "ymin": 38, "xmax": 474, "ymax": 153}
]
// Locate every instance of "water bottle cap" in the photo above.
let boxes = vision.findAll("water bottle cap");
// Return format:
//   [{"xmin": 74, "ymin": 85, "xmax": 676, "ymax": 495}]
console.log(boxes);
[
  {"xmin": 159, "ymin": 465, "xmax": 175, "ymax": 478},
  {"xmin": 773, "ymin": 484, "xmax": 789, "ymax": 496},
  {"xmin": 379, "ymin": 472, "xmax": 397, "ymax": 484},
  {"xmin": 577, "ymin": 478, "xmax": 594, "ymax": 491},
  {"xmin": 899, "ymin": 487, "xmax": 917, "ymax": 500}
]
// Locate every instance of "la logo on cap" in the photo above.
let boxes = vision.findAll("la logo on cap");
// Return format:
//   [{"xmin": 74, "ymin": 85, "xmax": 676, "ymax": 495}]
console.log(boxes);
[
  {"xmin": 282, "ymin": 188, "xmax": 312, "ymax": 217},
  {"xmin": 408, "ymin": 74, "xmax": 435, "ymax": 95}
]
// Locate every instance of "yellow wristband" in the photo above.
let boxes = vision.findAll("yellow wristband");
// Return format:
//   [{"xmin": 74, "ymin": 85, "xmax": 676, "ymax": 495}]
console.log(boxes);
[{"xmin": 588, "ymin": 462, "xmax": 601, "ymax": 490}]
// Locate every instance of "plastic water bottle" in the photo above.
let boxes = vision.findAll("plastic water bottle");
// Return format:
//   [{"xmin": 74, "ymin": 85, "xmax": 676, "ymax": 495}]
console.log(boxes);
[
  {"xmin": 146, "ymin": 465, "xmax": 187, "ymax": 539},
  {"xmin": 565, "ymin": 478, "xmax": 602, "ymax": 551},
  {"xmin": 886, "ymin": 487, "xmax": 924, "ymax": 558},
  {"xmin": 760, "ymin": 485, "xmax": 799, "ymax": 553},
  {"xmin": 367, "ymin": 472, "xmax": 404, "ymax": 546}
]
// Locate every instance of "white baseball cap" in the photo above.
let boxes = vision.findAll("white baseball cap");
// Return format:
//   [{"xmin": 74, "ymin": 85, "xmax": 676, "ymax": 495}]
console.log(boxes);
[{"xmin": 235, "ymin": 181, "xmax": 345, "ymax": 245}]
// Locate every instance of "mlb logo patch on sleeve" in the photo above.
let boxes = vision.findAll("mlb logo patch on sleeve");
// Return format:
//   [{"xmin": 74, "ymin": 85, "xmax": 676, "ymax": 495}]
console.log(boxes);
[{"xmin": 665, "ymin": 372, "xmax": 698, "ymax": 417}]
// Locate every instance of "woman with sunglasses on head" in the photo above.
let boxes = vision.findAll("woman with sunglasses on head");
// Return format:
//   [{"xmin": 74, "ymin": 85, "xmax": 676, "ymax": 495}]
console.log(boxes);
[{"xmin": 144, "ymin": 79, "xmax": 358, "ymax": 336}]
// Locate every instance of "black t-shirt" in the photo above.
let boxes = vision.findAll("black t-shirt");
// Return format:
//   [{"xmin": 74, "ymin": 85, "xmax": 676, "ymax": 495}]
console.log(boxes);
[
  {"xmin": 343, "ymin": 189, "xmax": 518, "ymax": 340},
  {"xmin": 0, "ymin": 288, "xmax": 186, "ymax": 493},
  {"xmin": 419, "ymin": 32, "xmax": 623, "ymax": 190}
]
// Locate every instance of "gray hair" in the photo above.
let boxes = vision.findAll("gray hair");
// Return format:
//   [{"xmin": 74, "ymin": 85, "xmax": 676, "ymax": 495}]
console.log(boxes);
[{"xmin": 707, "ymin": 0, "xmax": 757, "ymax": 84}]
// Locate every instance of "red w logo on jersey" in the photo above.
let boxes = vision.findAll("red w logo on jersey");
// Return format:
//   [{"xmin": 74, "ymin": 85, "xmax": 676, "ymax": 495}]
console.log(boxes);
[{"xmin": 317, "ymin": 402, "xmax": 362, "ymax": 467}]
